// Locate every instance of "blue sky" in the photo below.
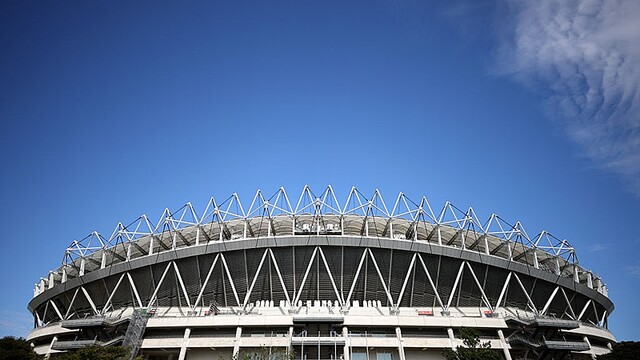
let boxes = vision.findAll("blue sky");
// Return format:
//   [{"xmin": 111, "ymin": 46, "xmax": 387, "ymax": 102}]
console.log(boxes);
[{"xmin": 1, "ymin": 0, "xmax": 639, "ymax": 340}]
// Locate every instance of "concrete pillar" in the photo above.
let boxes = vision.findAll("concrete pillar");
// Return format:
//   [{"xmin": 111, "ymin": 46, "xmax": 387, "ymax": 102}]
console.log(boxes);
[
  {"xmin": 395, "ymin": 327, "xmax": 406, "ymax": 360},
  {"xmin": 343, "ymin": 326, "xmax": 350, "ymax": 360},
  {"xmin": 288, "ymin": 326, "xmax": 294, "ymax": 358},
  {"xmin": 447, "ymin": 328, "xmax": 455, "ymax": 350},
  {"xmin": 233, "ymin": 327, "xmax": 242, "ymax": 359},
  {"xmin": 178, "ymin": 327, "xmax": 191, "ymax": 360},
  {"xmin": 497, "ymin": 329, "xmax": 512, "ymax": 360}
]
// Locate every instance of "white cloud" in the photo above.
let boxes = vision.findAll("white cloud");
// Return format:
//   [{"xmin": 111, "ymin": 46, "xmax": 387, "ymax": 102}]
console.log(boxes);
[
  {"xmin": 628, "ymin": 265, "xmax": 640, "ymax": 278},
  {"xmin": 587, "ymin": 243, "xmax": 607, "ymax": 252},
  {"xmin": 497, "ymin": 0, "xmax": 640, "ymax": 195}
]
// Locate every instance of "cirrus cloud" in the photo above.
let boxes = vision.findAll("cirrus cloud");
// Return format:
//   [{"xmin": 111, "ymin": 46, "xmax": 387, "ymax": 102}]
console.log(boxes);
[{"xmin": 497, "ymin": 0, "xmax": 640, "ymax": 195}]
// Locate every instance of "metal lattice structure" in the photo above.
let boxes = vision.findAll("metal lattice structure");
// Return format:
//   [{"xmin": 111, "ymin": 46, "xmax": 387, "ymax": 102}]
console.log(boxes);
[{"xmin": 27, "ymin": 187, "xmax": 615, "ymax": 360}]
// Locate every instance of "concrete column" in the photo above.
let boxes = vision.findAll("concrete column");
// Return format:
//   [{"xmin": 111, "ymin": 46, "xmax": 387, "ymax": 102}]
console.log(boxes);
[
  {"xmin": 343, "ymin": 326, "xmax": 350, "ymax": 360},
  {"xmin": 395, "ymin": 327, "xmax": 406, "ymax": 360},
  {"xmin": 497, "ymin": 329, "xmax": 512, "ymax": 360},
  {"xmin": 288, "ymin": 326, "xmax": 294, "ymax": 358},
  {"xmin": 233, "ymin": 327, "xmax": 242, "ymax": 359},
  {"xmin": 48, "ymin": 273, "xmax": 55, "ymax": 289},
  {"xmin": 178, "ymin": 327, "xmax": 191, "ymax": 360},
  {"xmin": 447, "ymin": 328, "xmax": 455, "ymax": 350}
]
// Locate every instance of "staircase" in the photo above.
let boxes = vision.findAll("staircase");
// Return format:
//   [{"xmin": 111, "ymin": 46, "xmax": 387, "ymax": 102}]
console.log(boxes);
[{"xmin": 122, "ymin": 309, "xmax": 151, "ymax": 360}]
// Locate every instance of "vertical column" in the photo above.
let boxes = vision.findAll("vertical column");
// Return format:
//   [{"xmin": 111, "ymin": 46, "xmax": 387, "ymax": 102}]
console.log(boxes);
[
  {"xmin": 497, "ymin": 329, "xmax": 513, "ymax": 360},
  {"xmin": 395, "ymin": 327, "xmax": 406, "ymax": 360},
  {"xmin": 233, "ymin": 327, "xmax": 243, "ymax": 359},
  {"xmin": 288, "ymin": 326, "xmax": 294, "ymax": 359},
  {"xmin": 178, "ymin": 327, "xmax": 191, "ymax": 360},
  {"xmin": 48, "ymin": 273, "xmax": 55, "ymax": 289},
  {"xmin": 343, "ymin": 326, "xmax": 350, "ymax": 360},
  {"xmin": 243, "ymin": 220, "xmax": 247, "ymax": 239},
  {"xmin": 484, "ymin": 235, "xmax": 490, "ymax": 255},
  {"xmin": 447, "ymin": 328, "xmax": 455, "ymax": 350}
]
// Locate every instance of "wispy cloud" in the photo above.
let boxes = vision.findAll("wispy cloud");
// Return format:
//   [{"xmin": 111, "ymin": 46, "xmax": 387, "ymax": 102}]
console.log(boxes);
[
  {"xmin": 628, "ymin": 265, "xmax": 640, "ymax": 278},
  {"xmin": 496, "ymin": 0, "xmax": 640, "ymax": 195},
  {"xmin": 587, "ymin": 243, "xmax": 607, "ymax": 252}
]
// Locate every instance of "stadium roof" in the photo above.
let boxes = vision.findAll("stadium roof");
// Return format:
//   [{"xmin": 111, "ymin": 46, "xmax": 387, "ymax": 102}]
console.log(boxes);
[{"xmin": 35, "ymin": 186, "xmax": 606, "ymax": 299}]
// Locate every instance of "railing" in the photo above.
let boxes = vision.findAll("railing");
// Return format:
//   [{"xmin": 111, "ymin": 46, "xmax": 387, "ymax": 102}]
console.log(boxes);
[
  {"xmin": 242, "ymin": 332, "xmax": 289, "ymax": 338},
  {"xmin": 396, "ymin": 333, "xmax": 447, "ymax": 338},
  {"xmin": 143, "ymin": 334, "xmax": 184, "ymax": 339},
  {"xmin": 348, "ymin": 332, "xmax": 395, "ymax": 338},
  {"xmin": 293, "ymin": 330, "xmax": 343, "ymax": 338},
  {"xmin": 190, "ymin": 333, "xmax": 237, "ymax": 338}
]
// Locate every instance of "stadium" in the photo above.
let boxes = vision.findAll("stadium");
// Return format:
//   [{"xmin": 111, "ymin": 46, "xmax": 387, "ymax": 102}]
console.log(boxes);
[{"xmin": 27, "ymin": 186, "xmax": 615, "ymax": 360}]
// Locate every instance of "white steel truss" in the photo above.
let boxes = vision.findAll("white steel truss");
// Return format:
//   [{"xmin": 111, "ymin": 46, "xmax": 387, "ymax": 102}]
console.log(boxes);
[
  {"xmin": 41, "ymin": 186, "xmax": 602, "ymax": 299},
  {"xmin": 32, "ymin": 187, "xmax": 610, "ymax": 329}
]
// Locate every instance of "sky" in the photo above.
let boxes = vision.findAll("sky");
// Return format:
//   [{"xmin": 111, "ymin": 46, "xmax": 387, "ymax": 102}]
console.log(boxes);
[{"xmin": 1, "ymin": 0, "xmax": 639, "ymax": 341}]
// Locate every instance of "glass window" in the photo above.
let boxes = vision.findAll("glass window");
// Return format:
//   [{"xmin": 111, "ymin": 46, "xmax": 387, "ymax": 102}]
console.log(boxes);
[
  {"xmin": 376, "ymin": 352, "xmax": 393, "ymax": 360},
  {"xmin": 352, "ymin": 352, "xmax": 367, "ymax": 360}
]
